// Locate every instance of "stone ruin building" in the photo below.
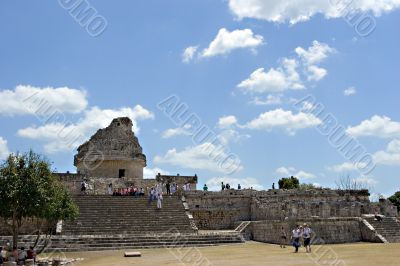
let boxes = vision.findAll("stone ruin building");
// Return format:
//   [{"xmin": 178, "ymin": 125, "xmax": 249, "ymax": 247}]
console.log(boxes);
[
  {"xmin": 60, "ymin": 117, "xmax": 197, "ymax": 192},
  {"xmin": 74, "ymin": 117, "xmax": 147, "ymax": 181},
  {"xmin": 0, "ymin": 116, "xmax": 399, "ymax": 251}
]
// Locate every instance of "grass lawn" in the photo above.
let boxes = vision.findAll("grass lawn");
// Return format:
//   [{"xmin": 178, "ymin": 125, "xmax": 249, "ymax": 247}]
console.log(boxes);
[{"xmin": 48, "ymin": 241, "xmax": 400, "ymax": 266}]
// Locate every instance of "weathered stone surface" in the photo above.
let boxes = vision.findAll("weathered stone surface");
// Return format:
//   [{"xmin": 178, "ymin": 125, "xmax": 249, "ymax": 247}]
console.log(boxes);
[
  {"xmin": 74, "ymin": 117, "xmax": 146, "ymax": 182},
  {"xmin": 184, "ymin": 189, "xmax": 398, "ymax": 230},
  {"xmin": 251, "ymin": 218, "xmax": 364, "ymax": 244}
]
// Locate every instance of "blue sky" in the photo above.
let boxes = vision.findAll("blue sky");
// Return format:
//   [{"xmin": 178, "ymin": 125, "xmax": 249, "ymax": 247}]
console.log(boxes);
[{"xmin": 0, "ymin": 1, "xmax": 399, "ymax": 196}]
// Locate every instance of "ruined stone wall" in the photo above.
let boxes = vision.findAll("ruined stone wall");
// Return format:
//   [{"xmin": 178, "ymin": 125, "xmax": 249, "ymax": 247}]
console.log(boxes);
[
  {"xmin": 184, "ymin": 190, "xmax": 253, "ymax": 229},
  {"xmin": 251, "ymin": 218, "xmax": 365, "ymax": 244},
  {"xmin": 57, "ymin": 173, "xmax": 133, "ymax": 195},
  {"xmin": 184, "ymin": 189, "xmax": 398, "ymax": 230},
  {"xmin": 76, "ymin": 159, "xmax": 144, "ymax": 182},
  {"xmin": 74, "ymin": 117, "xmax": 146, "ymax": 180},
  {"xmin": 251, "ymin": 189, "xmax": 373, "ymax": 220}
]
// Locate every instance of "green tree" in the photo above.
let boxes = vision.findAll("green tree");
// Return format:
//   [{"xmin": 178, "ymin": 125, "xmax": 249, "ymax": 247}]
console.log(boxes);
[
  {"xmin": 388, "ymin": 191, "xmax": 400, "ymax": 213},
  {"xmin": 278, "ymin": 176, "xmax": 300, "ymax": 189},
  {"xmin": 0, "ymin": 151, "xmax": 78, "ymax": 249}
]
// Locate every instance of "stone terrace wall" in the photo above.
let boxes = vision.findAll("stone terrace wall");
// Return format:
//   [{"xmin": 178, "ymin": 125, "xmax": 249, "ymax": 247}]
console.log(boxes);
[
  {"xmin": 184, "ymin": 190, "xmax": 253, "ymax": 229},
  {"xmin": 184, "ymin": 189, "xmax": 398, "ymax": 230},
  {"xmin": 251, "ymin": 218, "xmax": 366, "ymax": 244},
  {"xmin": 57, "ymin": 173, "xmax": 131, "ymax": 195},
  {"xmin": 251, "ymin": 189, "xmax": 371, "ymax": 220}
]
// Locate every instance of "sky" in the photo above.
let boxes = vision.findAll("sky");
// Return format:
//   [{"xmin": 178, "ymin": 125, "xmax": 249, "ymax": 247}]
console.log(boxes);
[{"xmin": 0, "ymin": 0, "xmax": 399, "ymax": 196}]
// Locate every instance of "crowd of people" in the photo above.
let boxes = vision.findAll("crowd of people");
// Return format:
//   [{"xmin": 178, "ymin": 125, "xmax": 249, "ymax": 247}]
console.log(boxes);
[
  {"xmin": 0, "ymin": 244, "xmax": 36, "ymax": 265},
  {"xmin": 109, "ymin": 184, "xmax": 146, "ymax": 197},
  {"xmin": 101, "ymin": 181, "xmax": 193, "ymax": 210}
]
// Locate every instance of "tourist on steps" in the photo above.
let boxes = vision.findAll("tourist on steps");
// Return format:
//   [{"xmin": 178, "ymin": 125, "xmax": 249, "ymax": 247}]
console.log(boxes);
[
  {"xmin": 166, "ymin": 182, "xmax": 171, "ymax": 195},
  {"xmin": 80, "ymin": 180, "xmax": 87, "ymax": 195},
  {"xmin": 291, "ymin": 225, "xmax": 301, "ymax": 253},
  {"xmin": 147, "ymin": 187, "xmax": 155, "ymax": 207},
  {"xmin": 203, "ymin": 184, "xmax": 208, "ymax": 191},
  {"xmin": 157, "ymin": 193, "xmax": 163, "ymax": 209}
]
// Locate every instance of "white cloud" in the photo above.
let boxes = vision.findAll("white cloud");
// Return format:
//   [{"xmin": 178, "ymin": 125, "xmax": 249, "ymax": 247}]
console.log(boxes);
[
  {"xmin": 250, "ymin": 94, "xmax": 283, "ymax": 106},
  {"xmin": 344, "ymin": 87, "xmax": 357, "ymax": 96},
  {"xmin": 217, "ymin": 115, "xmax": 238, "ymax": 128},
  {"xmin": 295, "ymin": 41, "xmax": 335, "ymax": 65},
  {"xmin": 373, "ymin": 139, "xmax": 400, "ymax": 166},
  {"xmin": 238, "ymin": 41, "xmax": 334, "ymax": 94},
  {"xmin": 182, "ymin": 46, "xmax": 198, "ymax": 63},
  {"xmin": 228, "ymin": 0, "xmax": 400, "ymax": 24},
  {"xmin": 0, "ymin": 85, "xmax": 88, "ymax": 116},
  {"xmin": 296, "ymin": 170, "xmax": 317, "ymax": 179},
  {"xmin": 205, "ymin": 176, "xmax": 263, "ymax": 191},
  {"xmin": 143, "ymin": 167, "xmax": 170, "ymax": 179},
  {"xmin": 243, "ymin": 108, "xmax": 321, "ymax": 135},
  {"xmin": 346, "ymin": 115, "xmax": 400, "ymax": 138},
  {"xmin": 238, "ymin": 59, "xmax": 304, "ymax": 93},
  {"xmin": 295, "ymin": 41, "xmax": 335, "ymax": 81},
  {"xmin": 217, "ymin": 129, "xmax": 250, "ymax": 145},
  {"xmin": 306, "ymin": 65, "xmax": 327, "ymax": 81},
  {"xmin": 0, "ymin": 137, "xmax": 10, "ymax": 160},
  {"xmin": 328, "ymin": 162, "xmax": 367, "ymax": 172},
  {"xmin": 353, "ymin": 176, "xmax": 378, "ymax": 187},
  {"xmin": 154, "ymin": 142, "xmax": 243, "ymax": 174},
  {"xmin": 275, "ymin": 166, "xmax": 296, "ymax": 176},
  {"xmin": 275, "ymin": 166, "xmax": 316, "ymax": 179},
  {"xmin": 17, "ymin": 105, "xmax": 154, "ymax": 153},
  {"xmin": 162, "ymin": 125, "xmax": 192, "ymax": 138},
  {"xmin": 201, "ymin": 28, "xmax": 264, "ymax": 58}
]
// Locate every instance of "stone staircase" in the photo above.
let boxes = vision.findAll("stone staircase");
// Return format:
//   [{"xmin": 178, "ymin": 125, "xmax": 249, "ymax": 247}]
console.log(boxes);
[
  {"xmin": 0, "ymin": 195, "xmax": 245, "ymax": 251},
  {"xmin": 62, "ymin": 195, "xmax": 196, "ymax": 235},
  {"xmin": 0, "ymin": 232, "xmax": 244, "ymax": 252},
  {"xmin": 364, "ymin": 216, "xmax": 400, "ymax": 243}
]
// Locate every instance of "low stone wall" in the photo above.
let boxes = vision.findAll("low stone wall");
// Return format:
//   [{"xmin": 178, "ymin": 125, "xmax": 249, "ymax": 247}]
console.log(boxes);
[
  {"xmin": 184, "ymin": 189, "xmax": 398, "ymax": 231},
  {"xmin": 251, "ymin": 218, "xmax": 373, "ymax": 244},
  {"xmin": 185, "ymin": 190, "xmax": 252, "ymax": 229},
  {"xmin": 57, "ymin": 173, "xmax": 198, "ymax": 195}
]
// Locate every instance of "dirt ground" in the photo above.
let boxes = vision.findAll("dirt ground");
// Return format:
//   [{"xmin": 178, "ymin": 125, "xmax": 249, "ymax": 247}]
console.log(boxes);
[{"xmin": 48, "ymin": 241, "xmax": 400, "ymax": 266}]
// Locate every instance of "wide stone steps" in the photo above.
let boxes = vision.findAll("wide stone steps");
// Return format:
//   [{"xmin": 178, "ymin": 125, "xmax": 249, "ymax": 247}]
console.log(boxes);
[
  {"xmin": 0, "ymin": 233, "xmax": 244, "ymax": 252},
  {"xmin": 1, "ymin": 195, "xmax": 245, "ymax": 251},
  {"xmin": 365, "ymin": 216, "xmax": 400, "ymax": 243},
  {"xmin": 62, "ymin": 195, "xmax": 196, "ymax": 235}
]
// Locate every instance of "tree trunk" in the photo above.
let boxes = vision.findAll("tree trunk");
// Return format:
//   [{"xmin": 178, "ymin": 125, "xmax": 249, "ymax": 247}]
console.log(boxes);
[{"xmin": 12, "ymin": 216, "xmax": 19, "ymax": 248}]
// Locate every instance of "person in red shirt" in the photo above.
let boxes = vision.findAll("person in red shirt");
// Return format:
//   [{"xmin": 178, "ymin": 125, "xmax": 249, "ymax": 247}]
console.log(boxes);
[{"xmin": 27, "ymin": 246, "xmax": 36, "ymax": 263}]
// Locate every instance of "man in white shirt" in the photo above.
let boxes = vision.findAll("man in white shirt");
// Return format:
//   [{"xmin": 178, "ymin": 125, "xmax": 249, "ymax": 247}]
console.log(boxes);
[
  {"xmin": 303, "ymin": 223, "xmax": 312, "ymax": 253},
  {"xmin": 291, "ymin": 225, "xmax": 301, "ymax": 253}
]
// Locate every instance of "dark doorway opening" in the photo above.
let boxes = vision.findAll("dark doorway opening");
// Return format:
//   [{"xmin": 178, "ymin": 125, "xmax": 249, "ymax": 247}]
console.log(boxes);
[{"xmin": 119, "ymin": 169, "xmax": 125, "ymax": 178}]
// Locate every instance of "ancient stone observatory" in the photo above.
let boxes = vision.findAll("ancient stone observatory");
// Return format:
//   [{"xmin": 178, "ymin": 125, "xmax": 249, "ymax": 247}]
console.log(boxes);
[{"xmin": 74, "ymin": 117, "xmax": 146, "ymax": 182}]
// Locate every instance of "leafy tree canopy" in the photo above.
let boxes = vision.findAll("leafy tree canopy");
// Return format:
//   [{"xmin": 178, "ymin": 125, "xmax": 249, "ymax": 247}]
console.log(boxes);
[
  {"xmin": 0, "ymin": 150, "xmax": 78, "ymax": 248},
  {"xmin": 278, "ymin": 176, "xmax": 300, "ymax": 189}
]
